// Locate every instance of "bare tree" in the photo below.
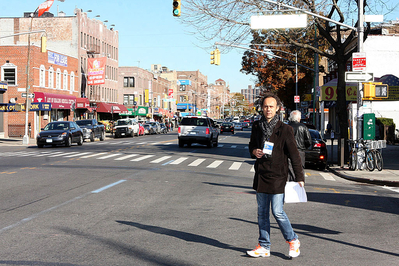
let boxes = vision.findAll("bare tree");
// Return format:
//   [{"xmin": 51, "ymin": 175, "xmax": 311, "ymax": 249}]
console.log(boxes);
[{"xmin": 183, "ymin": 0, "xmax": 397, "ymax": 160}]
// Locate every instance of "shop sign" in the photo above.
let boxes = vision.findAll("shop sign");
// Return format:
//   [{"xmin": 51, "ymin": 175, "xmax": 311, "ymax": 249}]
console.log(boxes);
[{"xmin": 48, "ymin": 51, "xmax": 68, "ymax": 67}]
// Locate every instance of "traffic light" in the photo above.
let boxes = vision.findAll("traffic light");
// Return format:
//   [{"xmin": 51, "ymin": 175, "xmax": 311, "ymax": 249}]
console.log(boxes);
[
  {"xmin": 210, "ymin": 50, "xmax": 215, "ymax": 65},
  {"xmin": 173, "ymin": 0, "xmax": 181, "ymax": 17},
  {"xmin": 41, "ymin": 36, "xmax": 47, "ymax": 53},
  {"xmin": 215, "ymin": 48, "xmax": 220, "ymax": 65},
  {"xmin": 363, "ymin": 82, "xmax": 389, "ymax": 99}
]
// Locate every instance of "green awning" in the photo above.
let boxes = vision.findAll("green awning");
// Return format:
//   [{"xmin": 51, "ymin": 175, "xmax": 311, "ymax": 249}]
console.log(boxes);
[{"xmin": 120, "ymin": 106, "xmax": 148, "ymax": 116}]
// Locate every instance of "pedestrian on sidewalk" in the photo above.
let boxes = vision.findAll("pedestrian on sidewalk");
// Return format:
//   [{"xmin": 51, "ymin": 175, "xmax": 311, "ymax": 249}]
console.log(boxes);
[
  {"xmin": 247, "ymin": 92, "xmax": 305, "ymax": 259},
  {"xmin": 288, "ymin": 110, "xmax": 312, "ymax": 180}
]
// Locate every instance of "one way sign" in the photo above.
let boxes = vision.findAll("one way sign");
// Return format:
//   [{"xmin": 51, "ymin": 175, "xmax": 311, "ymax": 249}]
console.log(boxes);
[{"xmin": 345, "ymin": 72, "xmax": 374, "ymax": 82}]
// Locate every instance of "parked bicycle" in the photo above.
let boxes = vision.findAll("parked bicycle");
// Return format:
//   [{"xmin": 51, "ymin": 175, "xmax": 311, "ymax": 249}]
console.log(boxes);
[{"xmin": 348, "ymin": 138, "xmax": 378, "ymax": 171}]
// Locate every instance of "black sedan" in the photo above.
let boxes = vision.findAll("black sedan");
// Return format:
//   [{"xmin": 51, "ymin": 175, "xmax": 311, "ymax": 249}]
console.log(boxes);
[
  {"xmin": 305, "ymin": 129, "xmax": 328, "ymax": 170},
  {"xmin": 220, "ymin": 122, "xmax": 234, "ymax": 134},
  {"xmin": 37, "ymin": 121, "xmax": 84, "ymax": 148}
]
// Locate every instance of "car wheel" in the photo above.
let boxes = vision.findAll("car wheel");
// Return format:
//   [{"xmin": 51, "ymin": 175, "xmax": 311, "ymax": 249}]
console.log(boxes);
[
  {"xmin": 38, "ymin": 144, "xmax": 43, "ymax": 148},
  {"xmin": 65, "ymin": 136, "xmax": 72, "ymax": 147},
  {"xmin": 90, "ymin": 132, "xmax": 95, "ymax": 142},
  {"xmin": 318, "ymin": 164, "xmax": 326, "ymax": 171},
  {"xmin": 77, "ymin": 135, "xmax": 83, "ymax": 146},
  {"xmin": 213, "ymin": 137, "xmax": 218, "ymax": 147},
  {"xmin": 100, "ymin": 131, "xmax": 105, "ymax": 141},
  {"xmin": 207, "ymin": 138, "xmax": 212, "ymax": 148}
]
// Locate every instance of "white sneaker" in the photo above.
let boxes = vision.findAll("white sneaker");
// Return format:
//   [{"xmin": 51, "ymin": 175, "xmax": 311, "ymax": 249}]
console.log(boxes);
[
  {"xmin": 287, "ymin": 239, "xmax": 300, "ymax": 258},
  {"xmin": 247, "ymin": 244, "xmax": 270, "ymax": 258}
]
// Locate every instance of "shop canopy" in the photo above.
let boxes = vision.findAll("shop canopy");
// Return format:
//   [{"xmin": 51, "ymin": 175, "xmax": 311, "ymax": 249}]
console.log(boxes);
[
  {"xmin": 76, "ymin": 98, "xmax": 90, "ymax": 109},
  {"xmin": 96, "ymin": 102, "xmax": 128, "ymax": 114},
  {"xmin": 120, "ymin": 106, "xmax": 148, "ymax": 116},
  {"xmin": 33, "ymin": 92, "xmax": 76, "ymax": 109}
]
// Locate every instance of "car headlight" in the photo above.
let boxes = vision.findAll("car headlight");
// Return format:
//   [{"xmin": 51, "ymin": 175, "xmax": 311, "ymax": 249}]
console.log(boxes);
[
  {"xmin": 86, "ymin": 128, "xmax": 92, "ymax": 133},
  {"xmin": 58, "ymin": 132, "xmax": 67, "ymax": 138}
]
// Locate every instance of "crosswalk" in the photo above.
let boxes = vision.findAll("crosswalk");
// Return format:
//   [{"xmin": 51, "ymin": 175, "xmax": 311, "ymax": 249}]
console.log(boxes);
[{"xmin": 0, "ymin": 150, "xmax": 338, "ymax": 180}]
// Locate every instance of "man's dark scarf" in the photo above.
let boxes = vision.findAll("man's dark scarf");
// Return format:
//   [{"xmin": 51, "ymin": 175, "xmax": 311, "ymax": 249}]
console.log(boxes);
[{"xmin": 259, "ymin": 114, "xmax": 279, "ymax": 142}]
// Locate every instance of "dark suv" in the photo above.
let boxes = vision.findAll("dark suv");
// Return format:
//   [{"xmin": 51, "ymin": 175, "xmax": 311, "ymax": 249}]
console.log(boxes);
[{"xmin": 178, "ymin": 116, "xmax": 219, "ymax": 148}]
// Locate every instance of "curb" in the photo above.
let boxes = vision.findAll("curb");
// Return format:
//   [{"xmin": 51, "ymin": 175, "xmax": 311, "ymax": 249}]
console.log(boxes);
[{"xmin": 327, "ymin": 166, "xmax": 399, "ymax": 187}]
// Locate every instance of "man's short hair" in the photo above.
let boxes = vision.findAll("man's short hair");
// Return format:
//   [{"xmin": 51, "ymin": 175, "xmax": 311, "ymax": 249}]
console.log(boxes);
[
  {"xmin": 289, "ymin": 110, "xmax": 301, "ymax": 122},
  {"xmin": 260, "ymin": 92, "xmax": 282, "ymax": 113}
]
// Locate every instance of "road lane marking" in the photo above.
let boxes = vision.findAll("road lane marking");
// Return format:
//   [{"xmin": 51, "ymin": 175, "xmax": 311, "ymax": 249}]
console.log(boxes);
[
  {"xmin": 188, "ymin": 159, "xmax": 206, "ymax": 167},
  {"xmin": 131, "ymin": 155, "xmax": 155, "ymax": 161},
  {"xmin": 170, "ymin": 157, "xmax": 188, "ymax": 165},
  {"xmin": 64, "ymin": 152, "xmax": 92, "ymax": 158},
  {"xmin": 207, "ymin": 160, "xmax": 223, "ymax": 168},
  {"xmin": 92, "ymin": 180, "xmax": 127, "ymax": 193},
  {"xmin": 250, "ymin": 165, "xmax": 255, "ymax": 172},
  {"xmin": 382, "ymin": 186, "xmax": 399, "ymax": 193},
  {"xmin": 115, "ymin": 154, "xmax": 139, "ymax": 161},
  {"xmin": 229, "ymin": 162, "xmax": 242, "ymax": 170},
  {"xmin": 51, "ymin": 152, "xmax": 79, "ymax": 157},
  {"xmin": 320, "ymin": 172, "xmax": 336, "ymax": 181},
  {"xmin": 150, "ymin": 156, "xmax": 172, "ymax": 163},
  {"xmin": 97, "ymin": 153, "xmax": 123, "ymax": 160},
  {"xmin": 80, "ymin": 152, "xmax": 107, "ymax": 158}
]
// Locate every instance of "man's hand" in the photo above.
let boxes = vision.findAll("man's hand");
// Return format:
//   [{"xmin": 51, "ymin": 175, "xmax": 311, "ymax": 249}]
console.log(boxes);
[{"xmin": 252, "ymin": 149, "xmax": 265, "ymax": 159}]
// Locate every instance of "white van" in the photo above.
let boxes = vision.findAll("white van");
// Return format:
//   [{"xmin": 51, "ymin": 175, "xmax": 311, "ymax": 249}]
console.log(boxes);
[{"xmin": 232, "ymin": 117, "xmax": 240, "ymax": 122}]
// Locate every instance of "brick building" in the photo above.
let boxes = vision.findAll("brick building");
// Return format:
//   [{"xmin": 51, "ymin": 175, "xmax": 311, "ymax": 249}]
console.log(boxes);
[{"xmin": 0, "ymin": 45, "xmax": 79, "ymax": 138}]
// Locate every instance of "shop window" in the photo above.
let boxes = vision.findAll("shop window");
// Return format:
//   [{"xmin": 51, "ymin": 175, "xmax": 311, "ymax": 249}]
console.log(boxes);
[
  {"xmin": 124, "ymin": 94, "xmax": 135, "ymax": 105},
  {"xmin": 56, "ymin": 68, "xmax": 61, "ymax": 90}
]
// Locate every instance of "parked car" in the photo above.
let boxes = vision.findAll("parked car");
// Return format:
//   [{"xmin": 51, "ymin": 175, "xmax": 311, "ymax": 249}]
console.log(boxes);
[
  {"xmin": 220, "ymin": 122, "xmax": 234, "ymax": 134},
  {"xmin": 242, "ymin": 121, "xmax": 250, "ymax": 128},
  {"xmin": 145, "ymin": 121, "xmax": 161, "ymax": 134},
  {"xmin": 37, "ymin": 121, "xmax": 83, "ymax": 148},
  {"xmin": 178, "ymin": 116, "xmax": 219, "ymax": 148},
  {"xmin": 75, "ymin": 119, "xmax": 105, "ymax": 142},
  {"xmin": 305, "ymin": 129, "xmax": 328, "ymax": 170},
  {"xmin": 234, "ymin": 122, "xmax": 243, "ymax": 131},
  {"xmin": 143, "ymin": 124, "xmax": 154, "ymax": 135},
  {"xmin": 114, "ymin": 118, "xmax": 140, "ymax": 138}
]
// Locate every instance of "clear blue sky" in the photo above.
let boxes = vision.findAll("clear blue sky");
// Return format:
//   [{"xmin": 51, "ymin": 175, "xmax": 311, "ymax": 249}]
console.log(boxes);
[{"xmin": 2, "ymin": 0, "xmax": 399, "ymax": 93}]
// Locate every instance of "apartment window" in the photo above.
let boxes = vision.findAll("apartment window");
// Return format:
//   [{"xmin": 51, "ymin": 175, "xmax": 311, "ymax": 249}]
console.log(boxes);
[
  {"xmin": 48, "ymin": 67, "xmax": 54, "ymax": 89},
  {"xmin": 1, "ymin": 63, "xmax": 17, "ymax": 85},
  {"xmin": 56, "ymin": 68, "xmax": 61, "ymax": 90},
  {"xmin": 39, "ymin": 65, "xmax": 46, "ymax": 87},
  {"xmin": 123, "ymin": 94, "xmax": 135, "ymax": 105},
  {"xmin": 63, "ymin": 70, "xmax": 68, "ymax": 90},
  {"xmin": 124, "ymin": 77, "xmax": 135, "ymax": 87},
  {"xmin": 70, "ymin": 71, "xmax": 75, "ymax": 93}
]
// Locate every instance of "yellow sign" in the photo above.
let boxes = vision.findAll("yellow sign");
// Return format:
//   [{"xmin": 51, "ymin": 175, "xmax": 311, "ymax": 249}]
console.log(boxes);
[
  {"xmin": 145, "ymin": 89, "xmax": 149, "ymax": 103},
  {"xmin": 303, "ymin": 94, "xmax": 312, "ymax": 101},
  {"xmin": 320, "ymin": 85, "xmax": 357, "ymax": 101}
]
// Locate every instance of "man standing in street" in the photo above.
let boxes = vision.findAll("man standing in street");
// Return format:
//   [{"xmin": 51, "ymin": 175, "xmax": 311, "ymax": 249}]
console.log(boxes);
[
  {"xmin": 288, "ymin": 110, "xmax": 312, "ymax": 170},
  {"xmin": 247, "ymin": 92, "xmax": 304, "ymax": 259}
]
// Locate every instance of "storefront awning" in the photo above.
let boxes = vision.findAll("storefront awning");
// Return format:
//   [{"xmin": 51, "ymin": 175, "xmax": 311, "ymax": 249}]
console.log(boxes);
[
  {"xmin": 76, "ymin": 98, "xmax": 90, "ymax": 109},
  {"xmin": 177, "ymin": 103, "xmax": 194, "ymax": 110},
  {"xmin": 96, "ymin": 102, "xmax": 128, "ymax": 114},
  {"xmin": 33, "ymin": 92, "xmax": 76, "ymax": 109},
  {"xmin": 120, "ymin": 106, "xmax": 148, "ymax": 116}
]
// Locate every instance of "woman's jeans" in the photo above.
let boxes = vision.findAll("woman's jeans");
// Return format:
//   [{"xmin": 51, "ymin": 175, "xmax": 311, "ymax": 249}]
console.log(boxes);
[{"xmin": 256, "ymin": 192, "xmax": 297, "ymax": 249}]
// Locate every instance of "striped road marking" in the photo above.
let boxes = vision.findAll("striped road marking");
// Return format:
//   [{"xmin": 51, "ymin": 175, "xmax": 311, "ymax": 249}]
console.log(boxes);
[
  {"xmin": 207, "ymin": 160, "xmax": 223, "ymax": 168},
  {"xmin": 320, "ymin": 172, "xmax": 336, "ymax": 181},
  {"xmin": 51, "ymin": 152, "xmax": 79, "ymax": 157},
  {"xmin": 114, "ymin": 154, "xmax": 139, "ymax": 161},
  {"xmin": 188, "ymin": 159, "xmax": 206, "ymax": 167},
  {"xmin": 170, "ymin": 157, "xmax": 188, "ymax": 165},
  {"xmin": 150, "ymin": 156, "xmax": 172, "ymax": 164},
  {"xmin": 229, "ymin": 162, "xmax": 242, "ymax": 170},
  {"xmin": 65, "ymin": 152, "xmax": 92, "ymax": 158},
  {"xmin": 97, "ymin": 153, "xmax": 123, "ymax": 160},
  {"xmin": 131, "ymin": 155, "xmax": 155, "ymax": 161},
  {"xmin": 81, "ymin": 152, "xmax": 107, "ymax": 158}
]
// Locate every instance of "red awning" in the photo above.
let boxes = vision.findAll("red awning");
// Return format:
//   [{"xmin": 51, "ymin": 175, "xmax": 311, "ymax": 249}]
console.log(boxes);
[
  {"xmin": 33, "ymin": 92, "xmax": 76, "ymax": 109},
  {"xmin": 96, "ymin": 102, "xmax": 128, "ymax": 114},
  {"xmin": 76, "ymin": 98, "xmax": 90, "ymax": 109}
]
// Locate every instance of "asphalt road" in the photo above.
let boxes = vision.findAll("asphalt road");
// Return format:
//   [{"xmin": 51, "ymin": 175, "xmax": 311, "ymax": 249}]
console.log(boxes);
[{"xmin": 0, "ymin": 130, "xmax": 398, "ymax": 265}]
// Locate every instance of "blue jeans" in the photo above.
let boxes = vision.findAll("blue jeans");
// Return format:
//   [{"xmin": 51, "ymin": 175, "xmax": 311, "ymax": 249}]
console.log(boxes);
[{"xmin": 256, "ymin": 192, "xmax": 298, "ymax": 249}]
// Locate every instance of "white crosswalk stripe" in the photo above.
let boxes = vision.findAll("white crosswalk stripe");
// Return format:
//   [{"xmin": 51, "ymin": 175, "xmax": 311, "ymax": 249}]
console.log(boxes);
[
  {"xmin": 382, "ymin": 186, "xmax": 399, "ymax": 193},
  {"xmin": 150, "ymin": 156, "xmax": 172, "ymax": 163},
  {"xmin": 320, "ymin": 172, "xmax": 336, "ymax": 181},
  {"xmin": 170, "ymin": 157, "xmax": 188, "ymax": 165},
  {"xmin": 51, "ymin": 152, "xmax": 79, "ymax": 157},
  {"xmin": 81, "ymin": 152, "xmax": 107, "ymax": 158},
  {"xmin": 97, "ymin": 153, "xmax": 123, "ymax": 160},
  {"xmin": 207, "ymin": 160, "xmax": 223, "ymax": 168},
  {"xmin": 229, "ymin": 162, "xmax": 242, "ymax": 170},
  {"xmin": 250, "ymin": 165, "xmax": 255, "ymax": 172},
  {"xmin": 188, "ymin": 158, "xmax": 206, "ymax": 167},
  {"xmin": 115, "ymin": 154, "xmax": 139, "ymax": 161},
  {"xmin": 64, "ymin": 152, "xmax": 92, "ymax": 158},
  {"xmin": 131, "ymin": 155, "xmax": 155, "ymax": 161}
]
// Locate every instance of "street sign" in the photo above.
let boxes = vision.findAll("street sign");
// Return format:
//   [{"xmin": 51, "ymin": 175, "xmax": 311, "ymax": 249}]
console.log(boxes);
[
  {"xmin": 294, "ymin": 95, "xmax": 300, "ymax": 103},
  {"xmin": 21, "ymin": 93, "xmax": 35, "ymax": 98},
  {"xmin": 352, "ymin": 52, "xmax": 366, "ymax": 71},
  {"xmin": 345, "ymin": 72, "xmax": 374, "ymax": 82}
]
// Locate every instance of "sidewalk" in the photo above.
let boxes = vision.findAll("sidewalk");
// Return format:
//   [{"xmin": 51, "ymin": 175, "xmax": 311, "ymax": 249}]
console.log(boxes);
[{"xmin": 327, "ymin": 144, "xmax": 399, "ymax": 187}]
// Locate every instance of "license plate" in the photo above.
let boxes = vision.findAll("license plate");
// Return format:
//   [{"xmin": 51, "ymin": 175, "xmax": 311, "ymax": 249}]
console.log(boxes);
[
  {"xmin": 46, "ymin": 139, "xmax": 53, "ymax": 143},
  {"xmin": 189, "ymin": 131, "xmax": 197, "ymax": 135}
]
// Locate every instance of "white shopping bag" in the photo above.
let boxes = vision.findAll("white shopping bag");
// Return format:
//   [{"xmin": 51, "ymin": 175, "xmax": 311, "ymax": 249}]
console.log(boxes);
[{"xmin": 284, "ymin": 182, "xmax": 307, "ymax": 203}]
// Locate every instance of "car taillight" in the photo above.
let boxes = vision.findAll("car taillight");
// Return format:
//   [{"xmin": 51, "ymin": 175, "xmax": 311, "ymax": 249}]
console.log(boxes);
[
  {"xmin": 319, "ymin": 155, "xmax": 325, "ymax": 160},
  {"xmin": 314, "ymin": 142, "xmax": 326, "ymax": 148},
  {"xmin": 206, "ymin": 128, "xmax": 210, "ymax": 134},
  {"xmin": 178, "ymin": 127, "xmax": 181, "ymax": 133}
]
